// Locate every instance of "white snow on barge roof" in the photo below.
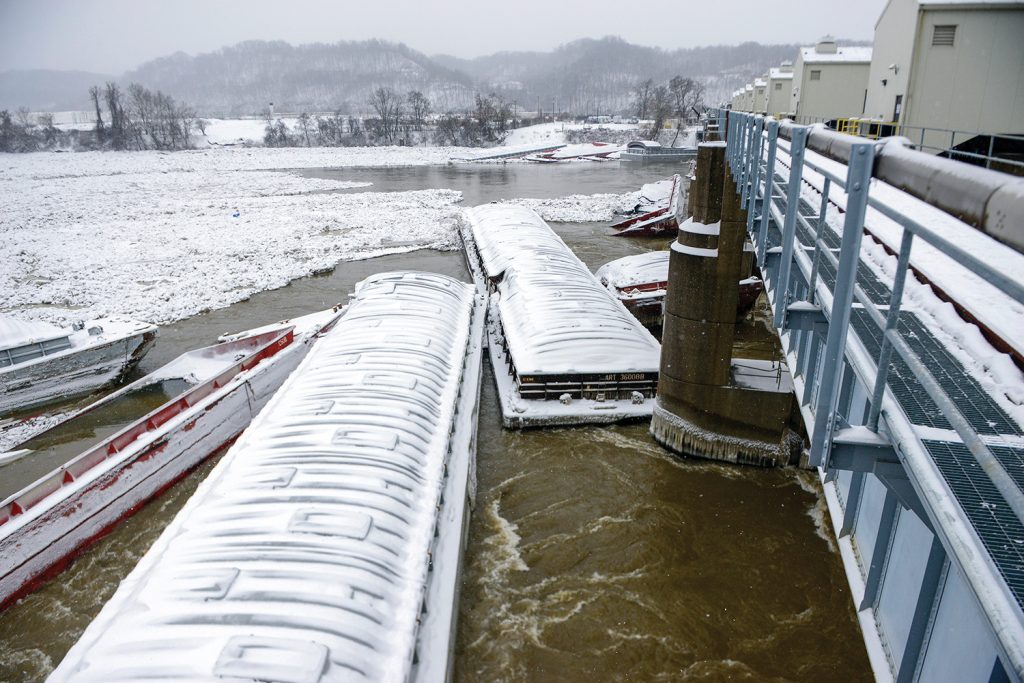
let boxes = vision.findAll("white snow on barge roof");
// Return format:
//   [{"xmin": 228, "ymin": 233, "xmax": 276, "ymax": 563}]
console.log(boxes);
[
  {"xmin": 48, "ymin": 271, "xmax": 482, "ymax": 683},
  {"xmin": 464, "ymin": 205, "xmax": 660, "ymax": 376},
  {"xmin": 596, "ymin": 251, "xmax": 670, "ymax": 290}
]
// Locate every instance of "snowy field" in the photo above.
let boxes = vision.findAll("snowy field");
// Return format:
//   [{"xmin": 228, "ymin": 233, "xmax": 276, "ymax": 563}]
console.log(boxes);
[{"xmin": 0, "ymin": 144, "xmax": 647, "ymax": 327}]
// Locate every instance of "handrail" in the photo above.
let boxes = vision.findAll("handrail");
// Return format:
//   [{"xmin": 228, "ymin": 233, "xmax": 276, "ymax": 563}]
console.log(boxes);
[
  {"xmin": 772, "ymin": 119, "xmax": 1024, "ymax": 254},
  {"xmin": 719, "ymin": 107, "xmax": 1024, "ymax": 677}
]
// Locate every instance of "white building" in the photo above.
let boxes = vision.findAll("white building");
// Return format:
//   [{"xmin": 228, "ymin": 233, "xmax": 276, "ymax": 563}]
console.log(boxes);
[
  {"xmin": 863, "ymin": 0, "xmax": 1024, "ymax": 148},
  {"xmin": 765, "ymin": 62, "xmax": 795, "ymax": 116},
  {"xmin": 752, "ymin": 78, "xmax": 768, "ymax": 113},
  {"xmin": 791, "ymin": 38, "xmax": 873, "ymax": 123}
]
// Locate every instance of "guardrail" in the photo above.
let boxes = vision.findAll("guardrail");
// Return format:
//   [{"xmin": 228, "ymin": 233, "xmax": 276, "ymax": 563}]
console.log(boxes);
[
  {"xmin": 715, "ymin": 108, "xmax": 1024, "ymax": 676},
  {"xmin": 790, "ymin": 115, "xmax": 1024, "ymax": 172},
  {"xmin": 720, "ymin": 108, "xmax": 1024, "ymax": 508}
]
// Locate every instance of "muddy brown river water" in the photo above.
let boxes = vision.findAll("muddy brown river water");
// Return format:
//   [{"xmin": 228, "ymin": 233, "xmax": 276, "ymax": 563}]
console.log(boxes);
[{"xmin": 0, "ymin": 163, "xmax": 870, "ymax": 682}]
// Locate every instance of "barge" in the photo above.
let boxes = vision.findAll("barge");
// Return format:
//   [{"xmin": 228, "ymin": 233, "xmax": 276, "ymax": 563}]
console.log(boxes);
[
  {"xmin": 48, "ymin": 272, "xmax": 485, "ymax": 683},
  {"xmin": 0, "ymin": 306, "xmax": 343, "ymax": 610},
  {"xmin": 0, "ymin": 315, "xmax": 157, "ymax": 415},
  {"xmin": 596, "ymin": 251, "xmax": 764, "ymax": 329},
  {"xmin": 461, "ymin": 205, "xmax": 661, "ymax": 427},
  {"xmin": 619, "ymin": 139, "xmax": 697, "ymax": 164},
  {"xmin": 610, "ymin": 174, "xmax": 683, "ymax": 237}
]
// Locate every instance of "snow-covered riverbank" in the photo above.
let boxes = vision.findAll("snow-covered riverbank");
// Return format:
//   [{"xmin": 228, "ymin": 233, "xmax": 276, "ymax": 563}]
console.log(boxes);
[{"xmin": 1, "ymin": 146, "xmax": 647, "ymax": 326}]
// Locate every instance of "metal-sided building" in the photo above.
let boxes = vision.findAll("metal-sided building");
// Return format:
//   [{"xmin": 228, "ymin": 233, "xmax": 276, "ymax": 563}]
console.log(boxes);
[
  {"xmin": 791, "ymin": 38, "xmax": 873, "ymax": 123},
  {"xmin": 862, "ymin": 0, "xmax": 1024, "ymax": 151},
  {"xmin": 765, "ymin": 62, "xmax": 794, "ymax": 117}
]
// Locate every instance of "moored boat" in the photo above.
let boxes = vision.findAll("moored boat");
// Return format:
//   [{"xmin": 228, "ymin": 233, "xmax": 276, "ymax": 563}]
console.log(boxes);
[
  {"xmin": 0, "ymin": 305, "xmax": 343, "ymax": 610},
  {"xmin": 0, "ymin": 315, "xmax": 158, "ymax": 416},
  {"xmin": 610, "ymin": 174, "xmax": 683, "ymax": 237},
  {"xmin": 597, "ymin": 251, "xmax": 764, "ymax": 328},
  {"xmin": 619, "ymin": 139, "xmax": 697, "ymax": 164}
]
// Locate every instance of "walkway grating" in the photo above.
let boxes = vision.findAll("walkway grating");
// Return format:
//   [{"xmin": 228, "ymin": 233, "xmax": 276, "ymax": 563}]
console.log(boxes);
[{"xmin": 926, "ymin": 440, "xmax": 1024, "ymax": 611}]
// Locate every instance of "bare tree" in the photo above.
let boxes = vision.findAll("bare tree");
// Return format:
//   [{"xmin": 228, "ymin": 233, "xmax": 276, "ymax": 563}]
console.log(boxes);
[
  {"xmin": 368, "ymin": 87, "xmax": 403, "ymax": 144},
  {"xmin": 406, "ymin": 91, "xmax": 431, "ymax": 130},
  {"xmin": 633, "ymin": 79, "xmax": 654, "ymax": 120},
  {"xmin": 297, "ymin": 112, "xmax": 312, "ymax": 146},
  {"xmin": 15, "ymin": 107, "xmax": 33, "ymax": 128},
  {"xmin": 648, "ymin": 85, "xmax": 673, "ymax": 140},
  {"xmin": 89, "ymin": 85, "xmax": 105, "ymax": 143},
  {"xmin": 37, "ymin": 113, "xmax": 58, "ymax": 146},
  {"xmin": 104, "ymin": 82, "xmax": 128, "ymax": 150}
]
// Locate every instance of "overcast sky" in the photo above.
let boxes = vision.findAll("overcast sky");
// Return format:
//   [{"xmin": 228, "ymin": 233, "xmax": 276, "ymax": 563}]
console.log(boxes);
[{"xmin": 0, "ymin": 0, "xmax": 886, "ymax": 75}]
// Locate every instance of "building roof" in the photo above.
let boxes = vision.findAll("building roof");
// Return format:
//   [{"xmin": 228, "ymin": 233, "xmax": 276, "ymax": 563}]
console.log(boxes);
[
  {"xmin": 800, "ymin": 46, "xmax": 873, "ymax": 64},
  {"xmin": 754, "ymin": 78, "xmax": 767, "ymax": 87},
  {"xmin": 769, "ymin": 68, "xmax": 795, "ymax": 80}
]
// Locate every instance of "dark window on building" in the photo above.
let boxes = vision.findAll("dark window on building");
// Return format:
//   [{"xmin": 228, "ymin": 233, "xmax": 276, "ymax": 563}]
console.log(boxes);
[
  {"xmin": 932, "ymin": 25, "xmax": 957, "ymax": 46},
  {"xmin": 775, "ymin": 82, "xmax": 783, "ymax": 90},
  {"xmin": 810, "ymin": 70, "xmax": 822, "ymax": 81}
]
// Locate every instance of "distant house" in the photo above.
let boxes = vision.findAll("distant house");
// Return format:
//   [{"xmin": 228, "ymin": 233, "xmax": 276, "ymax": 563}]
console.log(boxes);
[
  {"xmin": 791, "ymin": 38, "xmax": 873, "ymax": 123},
  {"xmin": 752, "ymin": 78, "xmax": 768, "ymax": 113},
  {"xmin": 766, "ymin": 62, "xmax": 794, "ymax": 116},
  {"xmin": 863, "ymin": 0, "xmax": 1024, "ymax": 149}
]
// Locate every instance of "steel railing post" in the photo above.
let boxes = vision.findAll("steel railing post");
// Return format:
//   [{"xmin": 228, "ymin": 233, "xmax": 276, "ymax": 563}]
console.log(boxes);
[
  {"xmin": 757, "ymin": 120, "xmax": 780, "ymax": 265},
  {"xmin": 866, "ymin": 229, "xmax": 913, "ymax": 431},
  {"xmin": 742, "ymin": 116, "xmax": 759, "ymax": 208},
  {"xmin": 738, "ymin": 115, "xmax": 750, "ymax": 194},
  {"xmin": 772, "ymin": 126, "xmax": 808, "ymax": 329},
  {"xmin": 746, "ymin": 118, "xmax": 765, "ymax": 234},
  {"xmin": 809, "ymin": 141, "xmax": 876, "ymax": 468},
  {"xmin": 806, "ymin": 177, "xmax": 831, "ymax": 301}
]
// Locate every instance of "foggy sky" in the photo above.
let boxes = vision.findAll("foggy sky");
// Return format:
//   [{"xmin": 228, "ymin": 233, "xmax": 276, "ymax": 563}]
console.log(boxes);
[{"xmin": 0, "ymin": 0, "xmax": 887, "ymax": 75}]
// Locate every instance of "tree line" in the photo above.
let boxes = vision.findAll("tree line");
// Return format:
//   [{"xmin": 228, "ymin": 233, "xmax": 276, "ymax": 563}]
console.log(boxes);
[
  {"xmin": 262, "ymin": 88, "xmax": 516, "ymax": 148},
  {"xmin": 632, "ymin": 75, "xmax": 706, "ymax": 141},
  {"xmin": 0, "ymin": 82, "xmax": 198, "ymax": 153}
]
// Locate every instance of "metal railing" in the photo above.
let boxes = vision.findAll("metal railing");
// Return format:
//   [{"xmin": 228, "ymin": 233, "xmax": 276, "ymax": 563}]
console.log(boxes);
[
  {"xmin": 718, "ymin": 107, "xmax": 1024, "ymax": 675},
  {"xmin": 793, "ymin": 115, "xmax": 1024, "ymax": 172},
  {"xmin": 722, "ymin": 108, "xmax": 1024, "ymax": 508}
]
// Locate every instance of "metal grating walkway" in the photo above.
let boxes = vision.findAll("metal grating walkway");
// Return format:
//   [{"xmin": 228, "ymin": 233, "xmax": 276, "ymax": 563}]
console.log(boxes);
[
  {"xmin": 851, "ymin": 310, "xmax": 1021, "ymax": 436},
  {"xmin": 927, "ymin": 440, "xmax": 1024, "ymax": 611}
]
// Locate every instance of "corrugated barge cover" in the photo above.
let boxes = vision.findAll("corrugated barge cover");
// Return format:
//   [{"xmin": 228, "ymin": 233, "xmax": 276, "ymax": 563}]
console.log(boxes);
[
  {"xmin": 49, "ymin": 271, "xmax": 476, "ymax": 683},
  {"xmin": 465, "ymin": 204, "xmax": 660, "ymax": 375}
]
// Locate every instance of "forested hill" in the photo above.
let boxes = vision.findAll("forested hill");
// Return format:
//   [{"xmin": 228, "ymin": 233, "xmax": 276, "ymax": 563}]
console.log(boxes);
[
  {"xmin": 124, "ymin": 40, "xmax": 476, "ymax": 116},
  {"xmin": 433, "ymin": 37, "xmax": 800, "ymax": 114},
  {"xmin": 2, "ymin": 38, "xmax": 850, "ymax": 116}
]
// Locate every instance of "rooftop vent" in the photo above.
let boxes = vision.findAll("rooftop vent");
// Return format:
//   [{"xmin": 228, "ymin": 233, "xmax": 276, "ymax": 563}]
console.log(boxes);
[
  {"xmin": 816, "ymin": 36, "xmax": 838, "ymax": 54},
  {"xmin": 780, "ymin": 60, "xmax": 794, "ymax": 72}
]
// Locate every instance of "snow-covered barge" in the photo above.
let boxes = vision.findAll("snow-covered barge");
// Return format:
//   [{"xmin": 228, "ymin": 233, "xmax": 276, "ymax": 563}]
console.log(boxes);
[
  {"xmin": 597, "ymin": 251, "xmax": 764, "ymax": 328},
  {"xmin": 0, "ymin": 316, "xmax": 157, "ymax": 415},
  {"xmin": 0, "ymin": 306, "xmax": 343, "ymax": 611},
  {"xmin": 610, "ymin": 174, "xmax": 684, "ymax": 237},
  {"xmin": 461, "ymin": 205, "xmax": 661, "ymax": 427},
  {"xmin": 48, "ymin": 271, "xmax": 485, "ymax": 683}
]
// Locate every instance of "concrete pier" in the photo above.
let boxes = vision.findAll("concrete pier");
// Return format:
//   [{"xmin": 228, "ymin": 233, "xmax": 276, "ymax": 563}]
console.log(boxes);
[{"xmin": 652, "ymin": 142, "xmax": 799, "ymax": 467}]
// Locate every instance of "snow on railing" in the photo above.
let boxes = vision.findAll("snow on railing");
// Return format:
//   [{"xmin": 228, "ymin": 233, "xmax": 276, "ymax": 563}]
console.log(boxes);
[
  {"xmin": 719, "ymin": 108, "xmax": 1024, "ymax": 678},
  {"xmin": 48, "ymin": 271, "xmax": 477, "ymax": 683}
]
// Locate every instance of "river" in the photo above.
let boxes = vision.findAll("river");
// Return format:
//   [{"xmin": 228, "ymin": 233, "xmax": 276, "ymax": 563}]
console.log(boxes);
[{"xmin": 0, "ymin": 161, "xmax": 870, "ymax": 682}]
